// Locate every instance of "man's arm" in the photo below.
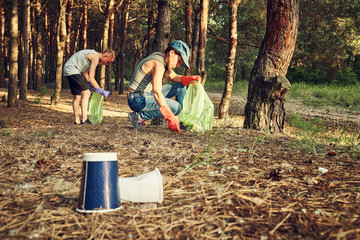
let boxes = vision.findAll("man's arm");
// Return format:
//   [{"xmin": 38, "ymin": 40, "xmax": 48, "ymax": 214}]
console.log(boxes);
[{"xmin": 83, "ymin": 53, "xmax": 100, "ymax": 89}]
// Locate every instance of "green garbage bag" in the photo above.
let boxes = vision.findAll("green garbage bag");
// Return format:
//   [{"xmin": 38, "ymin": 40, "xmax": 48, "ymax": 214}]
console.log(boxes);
[
  {"xmin": 88, "ymin": 92, "xmax": 103, "ymax": 124},
  {"xmin": 178, "ymin": 83, "xmax": 214, "ymax": 133}
]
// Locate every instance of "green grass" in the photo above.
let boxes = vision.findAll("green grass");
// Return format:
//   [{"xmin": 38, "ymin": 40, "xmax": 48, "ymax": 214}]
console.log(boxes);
[
  {"xmin": 288, "ymin": 82, "xmax": 360, "ymax": 111},
  {"xmin": 0, "ymin": 129, "xmax": 12, "ymax": 137},
  {"xmin": 203, "ymin": 80, "xmax": 360, "ymax": 113},
  {"xmin": 287, "ymin": 113, "xmax": 360, "ymax": 156},
  {"xmin": 204, "ymin": 80, "xmax": 249, "ymax": 98}
]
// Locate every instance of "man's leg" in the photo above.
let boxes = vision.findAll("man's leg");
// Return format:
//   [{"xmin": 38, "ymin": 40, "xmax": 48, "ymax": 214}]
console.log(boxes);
[
  {"xmin": 73, "ymin": 94, "xmax": 82, "ymax": 124},
  {"xmin": 80, "ymin": 90, "xmax": 91, "ymax": 122}
]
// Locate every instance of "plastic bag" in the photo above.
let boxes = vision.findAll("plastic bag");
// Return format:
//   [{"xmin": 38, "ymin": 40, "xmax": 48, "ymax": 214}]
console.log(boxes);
[
  {"xmin": 88, "ymin": 92, "xmax": 103, "ymax": 124},
  {"xmin": 178, "ymin": 82, "xmax": 214, "ymax": 132}
]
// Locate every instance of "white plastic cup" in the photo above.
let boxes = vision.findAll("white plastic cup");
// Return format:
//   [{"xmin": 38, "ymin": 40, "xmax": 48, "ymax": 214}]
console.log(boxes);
[
  {"xmin": 76, "ymin": 152, "xmax": 122, "ymax": 213},
  {"xmin": 118, "ymin": 168, "xmax": 163, "ymax": 203}
]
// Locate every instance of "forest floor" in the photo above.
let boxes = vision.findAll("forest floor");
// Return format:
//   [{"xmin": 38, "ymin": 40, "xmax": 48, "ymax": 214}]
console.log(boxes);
[{"xmin": 0, "ymin": 87, "xmax": 359, "ymax": 239}]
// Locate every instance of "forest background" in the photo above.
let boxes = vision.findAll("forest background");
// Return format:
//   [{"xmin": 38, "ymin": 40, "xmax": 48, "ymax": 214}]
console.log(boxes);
[{"xmin": 1, "ymin": 0, "xmax": 360, "ymax": 104}]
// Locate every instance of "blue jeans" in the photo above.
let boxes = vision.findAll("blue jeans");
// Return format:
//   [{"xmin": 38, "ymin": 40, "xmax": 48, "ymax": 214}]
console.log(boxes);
[{"xmin": 128, "ymin": 82, "xmax": 186, "ymax": 120}]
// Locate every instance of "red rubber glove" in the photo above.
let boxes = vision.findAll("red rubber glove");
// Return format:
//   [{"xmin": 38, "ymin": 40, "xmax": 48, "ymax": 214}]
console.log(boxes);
[
  {"xmin": 159, "ymin": 105, "xmax": 181, "ymax": 132},
  {"xmin": 181, "ymin": 75, "xmax": 201, "ymax": 86}
]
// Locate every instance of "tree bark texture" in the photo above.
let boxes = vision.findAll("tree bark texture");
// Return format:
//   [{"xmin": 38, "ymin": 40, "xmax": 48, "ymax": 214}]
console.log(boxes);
[
  {"xmin": 146, "ymin": 0, "xmax": 154, "ymax": 56},
  {"xmin": 106, "ymin": 0, "xmax": 115, "ymax": 92},
  {"xmin": 117, "ymin": 0, "xmax": 129, "ymax": 94},
  {"xmin": 184, "ymin": 0, "xmax": 192, "ymax": 76},
  {"xmin": 152, "ymin": 0, "xmax": 171, "ymax": 53},
  {"xmin": 197, "ymin": 0, "xmax": 209, "ymax": 85},
  {"xmin": 66, "ymin": 0, "xmax": 73, "ymax": 58},
  {"xmin": 8, "ymin": 0, "xmax": 19, "ymax": 107},
  {"xmin": 20, "ymin": 0, "xmax": 30, "ymax": 100},
  {"xmin": 35, "ymin": 0, "xmax": 43, "ymax": 90},
  {"xmin": 76, "ymin": 0, "xmax": 88, "ymax": 50},
  {"xmin": 0, "ymin": 0, "xmax": 6, "ymax": 88},
  {"xmin": 244, "ymin": 0, "xmax": 299, "ymax": 132},
  {"xmin": 191, "ymin": 8, "xmax": 200, "ymax": 76},
  {"xmin": 29, "ymin": 6, "xmax": 35, "ymax": 90},
  {"xmin": 219, "ymin": 0, "xmax": 242, "ymax": 119},
  {"xmin": 51, "ymin": 0, "xmax": 67, "ymax": 105},
  {"xmin": 100, "ymin": 0, "xmax": 115, "ymax": 89}
]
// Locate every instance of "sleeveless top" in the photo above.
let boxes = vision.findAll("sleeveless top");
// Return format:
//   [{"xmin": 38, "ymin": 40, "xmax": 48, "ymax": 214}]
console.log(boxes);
[
  {"xmin": 129, "ymin": 52, "xmax": 166, "ymax": 93},
  {"xmin": 63, "ymin": 49, "xmax": 98, "ymax": 76}
]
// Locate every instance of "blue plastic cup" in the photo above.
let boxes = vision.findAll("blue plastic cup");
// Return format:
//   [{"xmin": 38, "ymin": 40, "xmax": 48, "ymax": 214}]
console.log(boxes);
[{"xmin": 76, "ymin": 152, "xmax": 122, "ymax": 213}]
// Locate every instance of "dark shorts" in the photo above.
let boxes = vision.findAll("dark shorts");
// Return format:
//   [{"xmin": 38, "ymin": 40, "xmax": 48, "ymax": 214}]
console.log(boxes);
[{"xmin": 66, "ymin": 74, "xmax": 90, "ymax": 95}]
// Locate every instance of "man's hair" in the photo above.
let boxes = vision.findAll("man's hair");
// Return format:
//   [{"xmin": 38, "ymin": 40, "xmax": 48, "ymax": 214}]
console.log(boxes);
[{"xmin": 102, "ymin": 49, "xmax": 116, "ymax": 59}]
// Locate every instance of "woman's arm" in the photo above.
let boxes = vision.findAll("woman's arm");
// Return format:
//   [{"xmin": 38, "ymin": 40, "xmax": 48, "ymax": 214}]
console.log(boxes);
[
  {"xmin": 151, "ymin": 60, "xmax": 168, "ymax": 108},
  {"xmin": 168, "ymin": 68, "xmax": 182, "ymax": 82}
]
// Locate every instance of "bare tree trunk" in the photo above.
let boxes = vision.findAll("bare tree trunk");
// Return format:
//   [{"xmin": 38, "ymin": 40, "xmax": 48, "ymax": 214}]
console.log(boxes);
[
  {"xmin": 0, "ymin": 0, "xmax": 6, "ymax": 88},
  {"xmin": 62, "ymin": 0, "xmax": 73, "ymax": 89},
  {"xmin": 44, "ymin": 6, "xmax": 50, "ymax": 83},
  {"xmin": 191, "ymin": 7, "xmax": 200, "ymax": 76},
  {"xmin": 244, "ymin": 0, "xmax": 299, "ymax": 132},
  {"xmin": 66, "ymin": 0, "xmax": 73, "ymax": 59},
  {"xmin": 146, "ymin": 0, "xmax": 154, "ymax": 56},
  {"xmin": 100, "ymin": 0, "xmax": 114, "ymax": 89},
  {"xmin": 197, "ymin": 0, "xmax": 209, "ymax": 84},
  {"xmin": 185, "ymin": 0, "xmax": 192, "ymax": 76},
  {"xmin": 34, "ymin": 0, "xmax": 43, "ymax": 90},
  {"xmin": 49, "ymin": 11, "xmax": 57, "ymax": 86},
  {"xmin": 219, "ymin": 0, "xmax": 242, "ymax": 119},
  {"xmin": 106, "ymin": 1, "xmax": 115, "ymax": 92},
  {"xmin": 29, "ymin": 6, "xmax": 35, "ymax": 90},
  {"xmin": 19, "ymin": 0, "xmax": 30, "ymax": 100},
  {"xmin": 76, "ymin": 0, "xmax": 88, "ymax": 51},
  {"xmin": 51, "ymin": 0, "xmax": 67, "ymax": 105},
  {"xmin": 8, "ymin": 0, "xmax": 19, "ymax": 107},
  {"xmin": 152, "ymin": 0, "xmax": 171, "ymax": 53},
  {"xmin": 118, "ymin": 0, "xmax": 130, "ymax": 94}
]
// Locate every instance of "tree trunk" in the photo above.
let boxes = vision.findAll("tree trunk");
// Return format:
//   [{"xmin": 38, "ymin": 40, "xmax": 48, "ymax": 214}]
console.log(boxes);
[
  {"xmin": 118, "ymin": 0, "xmax": 130, "ymax": 94},
  {"xmin": 34, "ymin": 0, "xmax": 43, "ymax": 90},
  {"xmin": 76, "ymin": 0, "xmax": 88, "ymax": 50},
  {"xmin": 219, "ymin": 0, "xmax": 242, "ymax": 119},
  {"xmin": 152, "ymin": 0, "xmax": 171, "ymax": 53},
  {"xmin": 146, "ymin": 0, "xmax": 154, "ymax": 56},
  {"xmin": 51, "ymin": 0, "xmax": 66, "ymax": 105},
  {"xmin": 106, "ymin": 0, "xmax": 115, "ymax": 92},
  {"xmin": 66, "ymin": 0, "xmax": 73, "ymax": 59},
  {"xmin": 62, "ymin": 0, "xmax": 73, "ymax": 89},
  {"xmin": 44, "ymin": 6, "xmax": 50, "ymax": 83},
  {"xmin": 184, "ymin": 0, "xmax": 192, "ymax": 76},
  {"xmin": 100, "ymin": 0, "xmax": 114, "ymax": 89},
  {"xmin": 8, "ymin": 0, "xmax": 19, "ymax": 107},
  {"xmin": 191, "ymin": 8, "xmax": 200, "ymax": 76},
  {"xmin": 0, "ymin": 0, "xmax": 6, "ymax": 88},
  {"xmin": 197, "ymin": 0, "xmax": 209, "ymax": 85},
  {"xmin": 19, "ymin": 0, "xmax": 30, "ymax": 100},
  {"xmin": 244, "ymin": 0, "xmax": 299, "ymax": 132},
  {"xmin": 29, "ymin": 6, "xmax": 35, "ymax": 90}
]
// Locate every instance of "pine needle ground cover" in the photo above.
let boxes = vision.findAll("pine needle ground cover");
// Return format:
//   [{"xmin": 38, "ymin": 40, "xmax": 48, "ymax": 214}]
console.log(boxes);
[{"xmin": 0, "ymin": 88, "xmax": 359, "ymax": 239}]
